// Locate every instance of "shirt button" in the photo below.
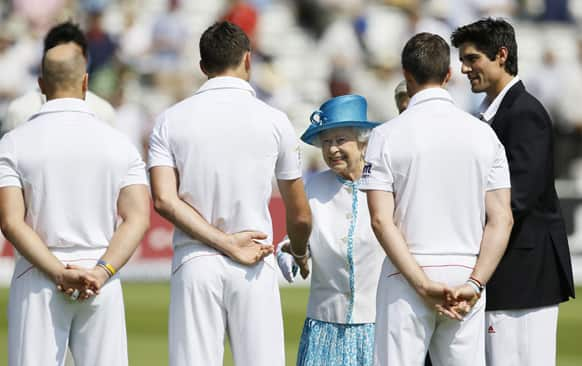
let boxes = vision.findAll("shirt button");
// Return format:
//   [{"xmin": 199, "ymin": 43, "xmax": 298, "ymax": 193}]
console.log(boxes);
[
  {"xmin": 346, "ymin": 213, "xmax": 353, "ymax": 220},
  {"xmin": 341, "ymin": 237, "xmax": 348, "ymax": 243},
  {"xmin": 345, "ymin": 186, "xmax": 352, "ymax": 193}
]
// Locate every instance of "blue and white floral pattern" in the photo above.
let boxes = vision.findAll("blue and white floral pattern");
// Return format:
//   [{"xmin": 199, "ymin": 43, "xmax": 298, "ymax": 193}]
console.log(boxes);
[
  {"xmin": 336, "ymin": 176, "xmax": 359, "ymax": 323},
  {"xmin": 296, "ymin": 318, "xmax": 374, "ymax": 366}
]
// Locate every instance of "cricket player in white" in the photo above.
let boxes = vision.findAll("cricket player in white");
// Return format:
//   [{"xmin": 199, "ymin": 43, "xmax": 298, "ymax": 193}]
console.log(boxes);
[
  {"xmin": 360, "ymin": 33, "xmax": 514, "ymax": 366},
  {"xmin": 148, "ymin": 22, "xmax": 311, "ymax": 366},
  {"xmin": 0, "ymin": 43, "xmax": 150, "ymax": 366}
]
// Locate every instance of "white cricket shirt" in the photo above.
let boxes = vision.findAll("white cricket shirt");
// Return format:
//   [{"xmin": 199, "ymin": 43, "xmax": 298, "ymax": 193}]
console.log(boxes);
[
  {"xmin": 361, "ymin": 87, "xmax": 510, "ymax": 256},
  {"xmin": 0, "ymin": 98, "xmax": 147, "ymax": 251},
  {"xmin": 305, "ymin": 170, "xmax": 384, "ymax": 324},
  {"xmin": 148, "ymin": 76, "xmax": 302, "ymax": 264}
]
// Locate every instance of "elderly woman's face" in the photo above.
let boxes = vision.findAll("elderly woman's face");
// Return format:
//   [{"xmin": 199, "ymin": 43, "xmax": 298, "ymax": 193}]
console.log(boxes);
[{"xmin": 319, "ymin": 127, "xmax": 364, "ymax": 180}]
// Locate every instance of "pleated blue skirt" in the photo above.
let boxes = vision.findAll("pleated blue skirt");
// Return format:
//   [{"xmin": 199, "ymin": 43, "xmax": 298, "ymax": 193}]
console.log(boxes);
[{"xmin": 296, "ymin": 318, "xmax": 375, "ymax": 366}]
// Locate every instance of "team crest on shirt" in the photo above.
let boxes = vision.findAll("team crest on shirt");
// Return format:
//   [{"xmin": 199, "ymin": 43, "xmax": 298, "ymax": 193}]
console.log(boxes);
[{"xmin": 362, "ymin": 162, "xmax": 372, "ymax": 178}]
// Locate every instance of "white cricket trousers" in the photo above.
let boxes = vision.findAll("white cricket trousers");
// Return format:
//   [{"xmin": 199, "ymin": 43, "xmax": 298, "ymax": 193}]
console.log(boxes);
[
  {"xmin": 374, "ymin": 255, "xmax": 485, "ymax": 366},
  {"xmin": 485, "ymin": 305, "xmax": 559, "ymax": 366},
  {"xmin": 8, "ymin": 254, "xmax": 128, "ymax": 366},
  {"xmin": 169, "ymin": 250, "xmax": 285, "ymax": 366}
]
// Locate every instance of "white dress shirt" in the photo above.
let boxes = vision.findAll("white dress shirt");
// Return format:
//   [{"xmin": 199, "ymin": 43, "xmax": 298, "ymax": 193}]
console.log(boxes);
[{"xmin": 306, "ymin": 170, "xmax": 384, "ymax": 324}]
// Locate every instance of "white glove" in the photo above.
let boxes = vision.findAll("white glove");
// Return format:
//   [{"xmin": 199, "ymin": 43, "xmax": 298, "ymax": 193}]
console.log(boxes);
[{"xmin": 276, "ymin": 239, "xmax": 298, "ymax": 283}]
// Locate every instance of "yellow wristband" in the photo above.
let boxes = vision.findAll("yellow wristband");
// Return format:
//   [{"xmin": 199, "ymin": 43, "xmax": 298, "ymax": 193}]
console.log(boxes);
[{"xmin": 97, "ymin": 260, "xmax": 117, "ymax": 276}]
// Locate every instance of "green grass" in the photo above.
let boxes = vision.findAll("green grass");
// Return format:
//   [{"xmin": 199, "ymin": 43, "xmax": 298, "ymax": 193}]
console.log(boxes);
[{"xmin": 0, "ymin": 284, "xmax": 580, "ymax": 365}]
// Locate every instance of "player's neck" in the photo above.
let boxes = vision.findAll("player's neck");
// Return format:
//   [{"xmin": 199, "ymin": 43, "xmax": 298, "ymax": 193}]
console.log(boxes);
[{"xmin": 486, "ymin": 73, "xmax": 515, "ymax": 103}]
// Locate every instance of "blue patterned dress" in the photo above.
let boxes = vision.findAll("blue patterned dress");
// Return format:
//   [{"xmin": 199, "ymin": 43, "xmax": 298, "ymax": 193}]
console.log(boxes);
[{"xmin": 296, "ymin": 170, "xmax": 384, "ymax": 366}]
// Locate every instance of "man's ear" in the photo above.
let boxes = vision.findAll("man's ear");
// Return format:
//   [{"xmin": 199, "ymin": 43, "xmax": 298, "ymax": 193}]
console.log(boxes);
[
  {"xmin": 403, "ymin": 69, "xmax": 415, "ymax": 97},
  {"xmin": 38, "ymin": 76, "xmax": 46, "ymax": 95},
  {"xmin": 497, "ymin": 47, "xmax": 509, "ymax": 67},
  {"xmin": 82, "ymin": 73, "xmax": 89, "ymax": 93},
  {"xmin": 244, "ymin": 51, "xmax": 251, "ymax": 72},
  {"xmin": 442, "ymin": 67, "xmax": 452, "ymax": 86},
  {"xmin": 199, "ymin": 60, "xmax": 209, "ymax": 77}
]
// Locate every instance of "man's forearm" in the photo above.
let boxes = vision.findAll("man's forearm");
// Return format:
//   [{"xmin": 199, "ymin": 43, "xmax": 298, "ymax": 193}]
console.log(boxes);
[
  {"xmin": 471, "ymin": 219, "xmax": 513, "ymax": 284},
  {"xmin": 154, "ymin": 196, "xmax": 233, "ymax": 256},
  {"xmin": 1, "ymin": 220, "xmax": 64, "ymax": 282},
  {"xmin": 99, "ymin": 216, "xmax": 149, "ymax": 271},
  {"xmin": 286, "ymin": 214, "xmax": 311, "ymax": 255},
  {"xmin": 371, "ymin": 219, "xmax": 431, "ymax": 294}
]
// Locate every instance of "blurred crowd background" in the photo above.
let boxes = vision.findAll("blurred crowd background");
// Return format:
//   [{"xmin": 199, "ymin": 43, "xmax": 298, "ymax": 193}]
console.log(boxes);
[{"xmin": 1, "ymin": 0, "xmax": 582, "ymax": 228}]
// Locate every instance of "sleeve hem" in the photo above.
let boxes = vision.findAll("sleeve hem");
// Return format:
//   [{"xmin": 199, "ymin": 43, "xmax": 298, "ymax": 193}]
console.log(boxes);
[
  {"xmin": 147, "ymin": 161, "xmax": 176, "ymax": 170},
  {"xmin": 275, "ymin": 170, "xmax": 302, "ymax": 180}
]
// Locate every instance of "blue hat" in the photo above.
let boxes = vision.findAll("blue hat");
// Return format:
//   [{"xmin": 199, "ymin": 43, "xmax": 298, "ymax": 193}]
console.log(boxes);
[{"xmin": 301, "ymin": 94, "xmax": 380, "ymax": 145}]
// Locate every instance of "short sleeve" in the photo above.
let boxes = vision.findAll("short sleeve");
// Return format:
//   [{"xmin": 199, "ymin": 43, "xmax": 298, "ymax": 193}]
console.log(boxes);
[
  {"xmin": 0, "ymin": 134, "xmax": 22, "ymax": 188},
  {"xmin": 121, "ymin": 144, "xmax": 149, "ymax": 188},
  {"xmin": 486, "ymin": 139, "xmax": 511, "ymax": 191},
  {"xmin": 274, "ymin": 115, "xmax": 302, "ymax": 180},
  {"xmin": 360, "ymin": 129, "xmax": 394, "ymax": 192},
  {"xmin": 148, "ymin": 112, "xmax": 175, "ymax": 169}
]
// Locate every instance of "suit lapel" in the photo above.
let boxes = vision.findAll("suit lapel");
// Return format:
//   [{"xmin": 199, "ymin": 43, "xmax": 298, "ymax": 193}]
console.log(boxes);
[{"xmin": 490, "ymin": 81, "xmax": 525, "ymax": 130}]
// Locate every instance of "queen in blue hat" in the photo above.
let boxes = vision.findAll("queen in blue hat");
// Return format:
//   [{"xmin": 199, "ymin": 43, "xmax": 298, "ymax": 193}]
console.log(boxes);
[{"xmin": 277, "ymin": 95, "xmax": 384, "ymax": 366}]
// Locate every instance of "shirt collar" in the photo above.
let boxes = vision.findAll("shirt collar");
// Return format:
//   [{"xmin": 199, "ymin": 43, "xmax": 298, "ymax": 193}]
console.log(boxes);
[
  {"xmin": 195, "ymin": 76, "xmax": 256, "ymax": 97},
  {"xmin": 479, "ymin": 76, "xmax": 520, "ymax": 123},
  {"xmin": 407, "ymin": 87, "xmax": 455, "ymax": 109},
  {"xmin": 30, "ymin": 98, "xmax": 95, "ymax": 120}
]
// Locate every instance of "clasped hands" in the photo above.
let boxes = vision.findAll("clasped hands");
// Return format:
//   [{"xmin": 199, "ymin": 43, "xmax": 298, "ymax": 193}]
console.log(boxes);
[
  {"xmin": 223, "ymin": 232, "xmax": 310, "ymax": 281},
  {"xmin": 420, "ymin": 280, "xmax": 481, "ymax": 320},
  {"xmin": 54, "ymin": 264, "xmax": 110, "ymax": 302}
]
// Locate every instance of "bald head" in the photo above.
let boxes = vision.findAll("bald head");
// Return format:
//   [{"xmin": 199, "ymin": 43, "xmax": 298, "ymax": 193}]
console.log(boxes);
[{"xmin": 39, "ymin": 42, "xmax": 88, "ymax": 100}]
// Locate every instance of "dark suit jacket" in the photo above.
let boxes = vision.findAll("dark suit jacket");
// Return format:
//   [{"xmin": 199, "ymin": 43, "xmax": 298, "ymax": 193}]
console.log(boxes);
[{"xmin": 486, "ymin": 80, "xmax": 575, "ymax": 311}]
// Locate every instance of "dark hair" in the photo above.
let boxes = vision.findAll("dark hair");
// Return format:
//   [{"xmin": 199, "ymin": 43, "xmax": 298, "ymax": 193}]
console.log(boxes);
[
  {"xmin": 199, "ymin": 21, "xmax": 251, "ymax": 75},
  {"xmin": 401, "ymin": 33, "xmax": 450, "ymax": 85},
  {"xmin": 451, "ymin": 18, "xmax": 518, "ymax": 76},
  {"xmin": 44, "ymin": 21, "xmax": 88, "ymax": 58}
]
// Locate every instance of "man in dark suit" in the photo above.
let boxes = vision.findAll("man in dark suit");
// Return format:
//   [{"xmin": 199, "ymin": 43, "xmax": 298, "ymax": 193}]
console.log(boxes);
[{"xmin": 451, "ymin": 18, "xmax": 575, "ymax": 366}]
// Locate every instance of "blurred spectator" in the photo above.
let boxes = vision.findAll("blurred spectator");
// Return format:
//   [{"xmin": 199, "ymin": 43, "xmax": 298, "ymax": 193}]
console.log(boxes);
[
  {"xmin": 117, "ymin": 9, "xmax": 152, "ymax": 68},
  {"xmin": 539, "ymin": 0, "xmax": 573, "ymax": 22},
  {"xmin": 12, "ymin": 0, "xmax": 65, "ymax": 33},
  {"xmin": 353, "ymin": 58, "xmax": 401, "ymax": 121},
  {"xmin": 554, "ymin": 38, "xmax": 582, "ymax": 178},
  {"xmin": 0, "ymin": 24, "xmax": 37, "ymax": 129},
  {"xmin": 147, "ymin": 0, "xmax": 190, "ymax": 102},
  {"xmin": 444, "ymin": 0, "xmax": 516, "ymax": 28},
  {"xmin": 295, "ymin": 0, "xmax": 331, "ymax": 39},
  {"xmin": 150, "ymin": 0, "xmax": 188, "ymax": 71},
  {"xmin": 223, "ymin": 0, "xmax": 259, "ymax": 41},
  {"xmin": 527, "ymin": 49, "xmax": 562, "ymax": 120},
  {"xmin": 403, "ymin": 2, "xmax": 452, "ymax": 42},
  {"xmin": 319, "ymin": 11, "xmax": 367, "ymax": 71},
  {"xmin": 86, "ymin": 9, "xmax": 116, "ymax": 76},
  {"xmin": 113, "ymin": 89, "xmax": 151, "ymax": 158},
  {"xmin": 329, "ymin": 64, "xmax": 352, "ymax": 97}
]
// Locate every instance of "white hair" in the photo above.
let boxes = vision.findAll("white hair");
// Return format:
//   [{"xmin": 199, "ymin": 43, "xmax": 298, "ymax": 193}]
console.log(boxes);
[{"xmin": 311, "ymin": 127, "xmax": 372, "ymax": 148}]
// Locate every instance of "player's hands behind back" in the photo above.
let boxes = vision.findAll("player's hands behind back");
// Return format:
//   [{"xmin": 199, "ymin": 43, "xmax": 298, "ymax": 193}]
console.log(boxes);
[
  {"xmin": 446, "ymin": 283, "xmax": 481, "ymax": 317},
  {"xmin": 57, "ymin": 263, "xmax": 117, "ymax": 301},
  {"xmin": 423, "ymin": 281, "xmax": 481, "ymax": 320},
  {"xmin": 226, "ymin": 231, "xmax": 273, "ymax": 265}
]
